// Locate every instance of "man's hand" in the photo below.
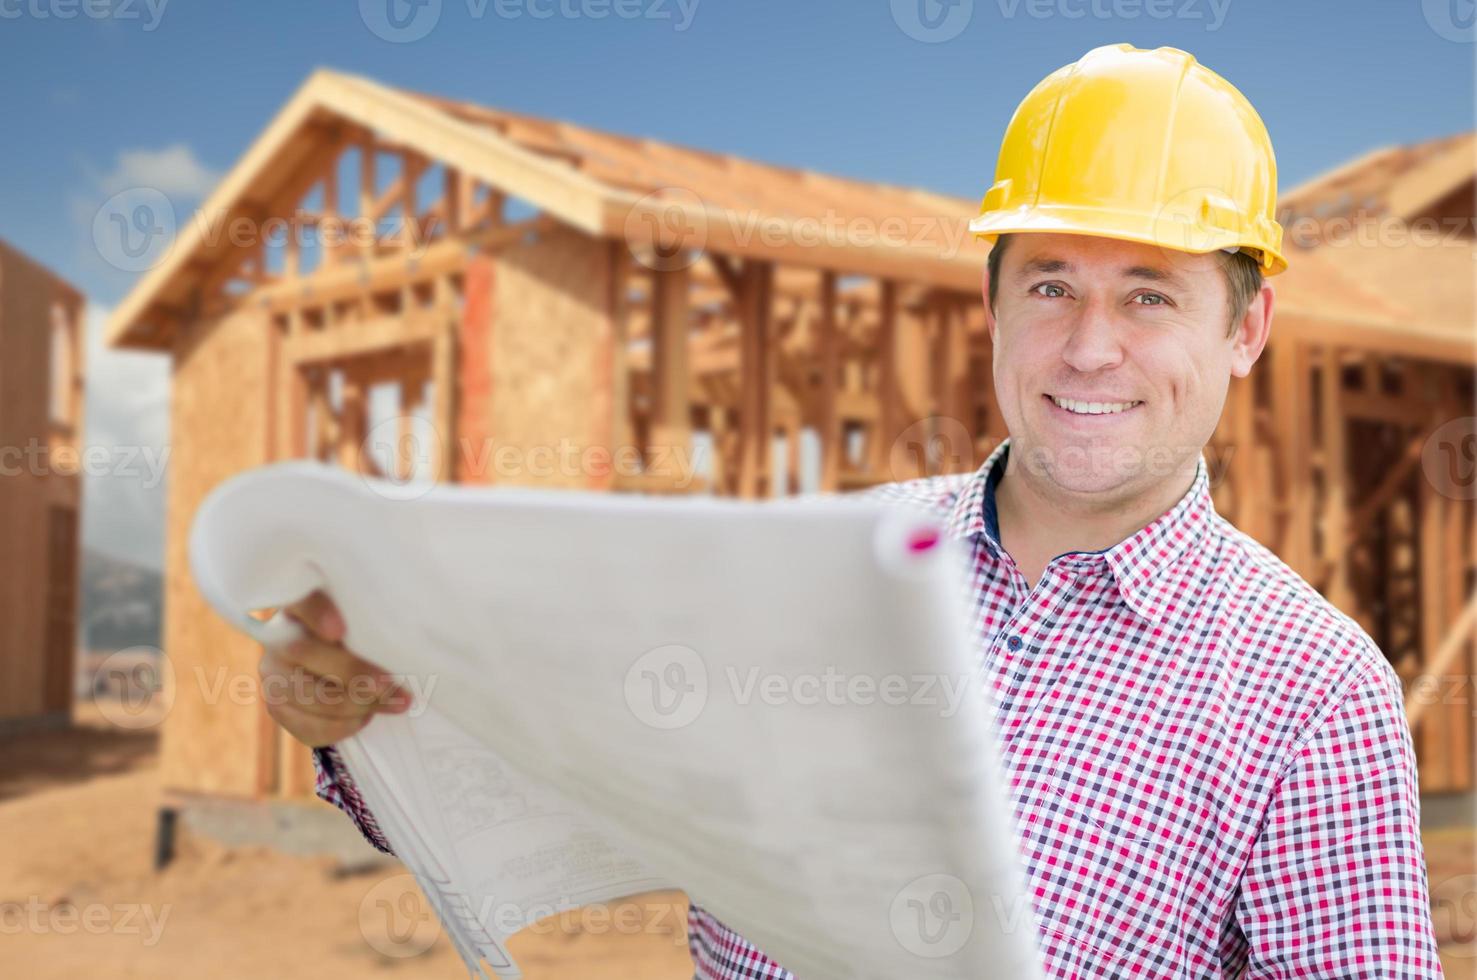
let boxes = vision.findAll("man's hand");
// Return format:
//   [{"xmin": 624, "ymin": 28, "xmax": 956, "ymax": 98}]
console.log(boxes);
[{"xmin": 259, "ymin": 590, "xmax": 411, "ymax": 747}]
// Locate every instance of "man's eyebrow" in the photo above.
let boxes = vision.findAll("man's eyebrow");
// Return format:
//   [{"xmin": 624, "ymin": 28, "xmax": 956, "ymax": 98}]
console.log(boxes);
[
  {"xmin": 1012, "ymin": 258, "xmax": 1190, "ymax": 287},
  {"xmin": 1123, "ymin": 265, "xmax": 1185, "ymax": 287},
  {"xmin": 1015, "ymin": 257, "xmax": 1071, "ymax": 276}
]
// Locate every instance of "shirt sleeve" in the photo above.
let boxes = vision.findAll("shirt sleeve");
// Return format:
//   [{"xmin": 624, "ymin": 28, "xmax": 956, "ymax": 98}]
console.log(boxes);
[
  {"xmin": 1232, "ymin": 661, "xmax": 1443, "ymax": 978},
  {"xmin": 313, "ymin": 745, "xmax": 396, "ymax": 855}
]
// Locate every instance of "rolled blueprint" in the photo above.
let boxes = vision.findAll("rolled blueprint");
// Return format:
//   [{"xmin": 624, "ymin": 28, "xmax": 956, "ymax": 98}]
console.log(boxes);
[{"xmin": 189, "ymin": 461, "xmax": 1045, "ymax": 980}]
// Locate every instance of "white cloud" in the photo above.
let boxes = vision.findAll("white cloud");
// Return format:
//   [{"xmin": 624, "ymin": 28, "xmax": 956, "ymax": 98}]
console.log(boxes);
[
  {"xmin": 96, "ymin": 143, "xmax": 220, "ymax": 200},
  {"xmin": 78, "ymin": 304, "xmax": 172, "ymax": 571},
  {"xmin": 65, "ymin": 148, "xmax": 215, "ymax": 566},
  {"xmin": 72, "ymin": 142, "xmax": 219, "ymax": 302}
]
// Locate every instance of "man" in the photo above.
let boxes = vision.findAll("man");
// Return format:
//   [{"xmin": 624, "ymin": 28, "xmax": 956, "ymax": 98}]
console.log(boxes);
[{"xmin": 260, "ymin": 44, "xmax": 1443, "ymax": 978}]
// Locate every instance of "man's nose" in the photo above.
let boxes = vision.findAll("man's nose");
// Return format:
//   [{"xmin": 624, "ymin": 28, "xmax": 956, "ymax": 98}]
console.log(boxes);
[{"xmin": 1059, "ymin": 300, "xmax": 1126, "ymax": 374}]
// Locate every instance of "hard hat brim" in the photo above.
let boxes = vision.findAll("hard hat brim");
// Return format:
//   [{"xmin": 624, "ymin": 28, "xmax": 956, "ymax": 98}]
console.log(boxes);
[{"xmin": 968, "ymin": 205, "xmax": 1287, "ymax": 276}]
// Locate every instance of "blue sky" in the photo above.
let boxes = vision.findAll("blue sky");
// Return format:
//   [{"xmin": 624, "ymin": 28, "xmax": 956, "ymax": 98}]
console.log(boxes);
[
  {"xmin": 0, "ymin": 0, "xmax": 1471, "ymax": 568},
  {"xmin": 4, "ymin": 0, "xmax": 1473, "ymax": 304}
]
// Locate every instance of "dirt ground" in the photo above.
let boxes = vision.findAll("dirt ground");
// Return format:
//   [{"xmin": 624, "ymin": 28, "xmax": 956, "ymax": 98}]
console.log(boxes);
[
  {"xmin": 2, "ymin": 708, "xmax": 1473, "ymax": 979},
  {"xmin": 0, "ymin": 707, "xmax": 692, "ymax": 980},
  {"xmin": 1428, "ymin": 825, "xmax": 1477, "ymax": 979}
]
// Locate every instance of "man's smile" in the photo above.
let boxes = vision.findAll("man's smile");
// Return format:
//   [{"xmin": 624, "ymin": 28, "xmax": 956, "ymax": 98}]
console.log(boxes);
[{"xmin": 1042, "ymin": 393, "xmax": 1144, "ymax": 419}]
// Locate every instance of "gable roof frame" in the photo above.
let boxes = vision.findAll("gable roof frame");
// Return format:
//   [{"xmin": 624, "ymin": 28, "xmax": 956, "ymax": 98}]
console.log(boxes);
[
  {"xmin": 108, "ymin": 70, "xmax": 631, "ymax": 349},
  {"xmin": 109, "ymin": 69, "xmax": 991, "ymax": 351}
]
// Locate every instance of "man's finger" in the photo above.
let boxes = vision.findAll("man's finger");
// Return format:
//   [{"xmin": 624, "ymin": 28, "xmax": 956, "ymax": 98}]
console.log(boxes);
[
  {"xmin": 259, "ymin": 666, "xmax": 386, "ymax": 721},
  {"xmin": 265, "ymin": 698, "xmax": 373, "ymax": 748},
  {"xmin": 269, "ymin": 637, "xmax": 393, "ymax": 696},
  {"xmin": 282, "ymin": 590, "xmax": 345, "ymax": 643}
]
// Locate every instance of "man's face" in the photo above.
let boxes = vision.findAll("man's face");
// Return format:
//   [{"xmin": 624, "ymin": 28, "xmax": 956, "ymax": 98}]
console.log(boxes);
[{"xmin": 986, "ymin": 232, "xmax": 1266, "ymax": 503}]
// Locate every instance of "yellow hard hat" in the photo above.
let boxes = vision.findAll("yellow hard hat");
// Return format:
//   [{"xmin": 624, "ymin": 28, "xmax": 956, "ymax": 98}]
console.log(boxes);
[{"xmin": 970, "ymin": 43, "xmax": 1287, "ymax": 276}]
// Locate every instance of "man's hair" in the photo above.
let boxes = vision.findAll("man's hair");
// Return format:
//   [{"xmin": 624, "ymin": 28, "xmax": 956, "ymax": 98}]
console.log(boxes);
[{"xmin": 984, "ymin": 233, "xmax": 1263, "ymax": 336}]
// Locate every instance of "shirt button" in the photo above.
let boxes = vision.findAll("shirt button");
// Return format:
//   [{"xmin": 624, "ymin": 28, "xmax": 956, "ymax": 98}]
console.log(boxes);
[{"xmin": 1006, "ymin": 635, "xmax": 1023, "ymax": 652}]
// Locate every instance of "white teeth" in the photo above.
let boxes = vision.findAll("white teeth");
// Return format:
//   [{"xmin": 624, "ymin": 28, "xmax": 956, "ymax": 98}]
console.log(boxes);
[{"xmin": 1050, "ymin": 396, "xmax": 1139, "ymax": 415}]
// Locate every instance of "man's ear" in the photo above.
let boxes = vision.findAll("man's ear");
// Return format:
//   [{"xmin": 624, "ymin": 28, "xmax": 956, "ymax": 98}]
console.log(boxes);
[
  {"xmin": 981, "ymin": 262, "xmax": 998, "ymax": 344},
  {"xmin": 1230, "ymin": 281, "xmax": 1275, "ymax": 378}
]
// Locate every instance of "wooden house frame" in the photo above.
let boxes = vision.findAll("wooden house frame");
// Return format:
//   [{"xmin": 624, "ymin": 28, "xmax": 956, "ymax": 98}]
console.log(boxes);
[
  {"xmin": 107, "ymin": 71, "xmax": 1475, "ymax": 803},
  {"xmin": 1273, "ymin": 133, "xmax": 1477, "ymax": 793},
  {"xmin": 1, "ymin": 239, "xmax": 85, "ymax": 732}
]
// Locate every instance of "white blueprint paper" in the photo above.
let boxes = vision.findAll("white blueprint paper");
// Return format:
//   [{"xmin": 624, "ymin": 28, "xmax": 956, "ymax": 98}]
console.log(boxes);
[{"xmin": 188, "ymin": 462, "xmax": 1045, "ymax": 980}]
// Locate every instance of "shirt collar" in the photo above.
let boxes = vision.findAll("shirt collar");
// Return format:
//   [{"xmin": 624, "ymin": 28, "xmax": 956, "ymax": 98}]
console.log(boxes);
[
  {"xmin": 946, "ymin": 438, "xmax": 1009, "ymax": 542},
  {"xmin": 947, "ymin": 437, "xmax": 1217, "ymax": 625}
]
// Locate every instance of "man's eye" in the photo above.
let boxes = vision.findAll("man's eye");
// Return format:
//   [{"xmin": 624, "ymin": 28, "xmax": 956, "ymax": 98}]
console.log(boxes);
[
  {"xmin": 1133, "ymin": 292, "xmax": 1168, "ymax": 306},
  {"xmin": 1032, "ymin": 283, "xmax": 1067, "ymax": 298}
]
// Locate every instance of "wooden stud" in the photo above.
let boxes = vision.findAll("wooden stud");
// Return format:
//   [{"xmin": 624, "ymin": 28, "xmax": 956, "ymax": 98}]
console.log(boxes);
[
  {"xmin": 872, "ymin": 279, "xmax": 899, "ymax": 479},
  {"xmin": 1321, "ymin": 347, "xmax": 1350, "ymax": 610},
  {"xmin": 736, "ymin": 261, "xmax": 774, "ymax": 499},
  {"xmin": 817, "ymin": 270, "xmax": 840, "ymax": 492},
  {"xmin": 650, "ymin": 264, "xmax": 692, "ymax": 480},
  {"xmin": 1416, "ymin": 459, "xmax": 1451, "ymax": 790},
  {"xmin": 320, "ymin": 158, "xmax": 340, "ymax": 268},
  {"xmin": 430, "ymin": 312, "xmax": 457, "ymax": 482},
  {"xmin": 1229, "ymin": 375, "xmax": 1258, "ymax": 537},
  {"xmin": 1272, "ymin": 339, "xmax": 1314, "ymax": 578},
  {"xmin": 942, "ymin": 300, "xmax": 974, "ymax": 474},
  {"xmin": 359, "ymin": 137, "xmax": 377, "ymax": 257},
  {"xmin": 337, "ymin": 366, "xmax": 366, "ymax": 473}
]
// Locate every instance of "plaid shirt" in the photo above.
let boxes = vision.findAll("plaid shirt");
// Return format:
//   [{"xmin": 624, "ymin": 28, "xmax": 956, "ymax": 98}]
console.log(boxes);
[{"xmin": 315, "ymin": 438, "xmax": 1442, "ymax": 978}]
